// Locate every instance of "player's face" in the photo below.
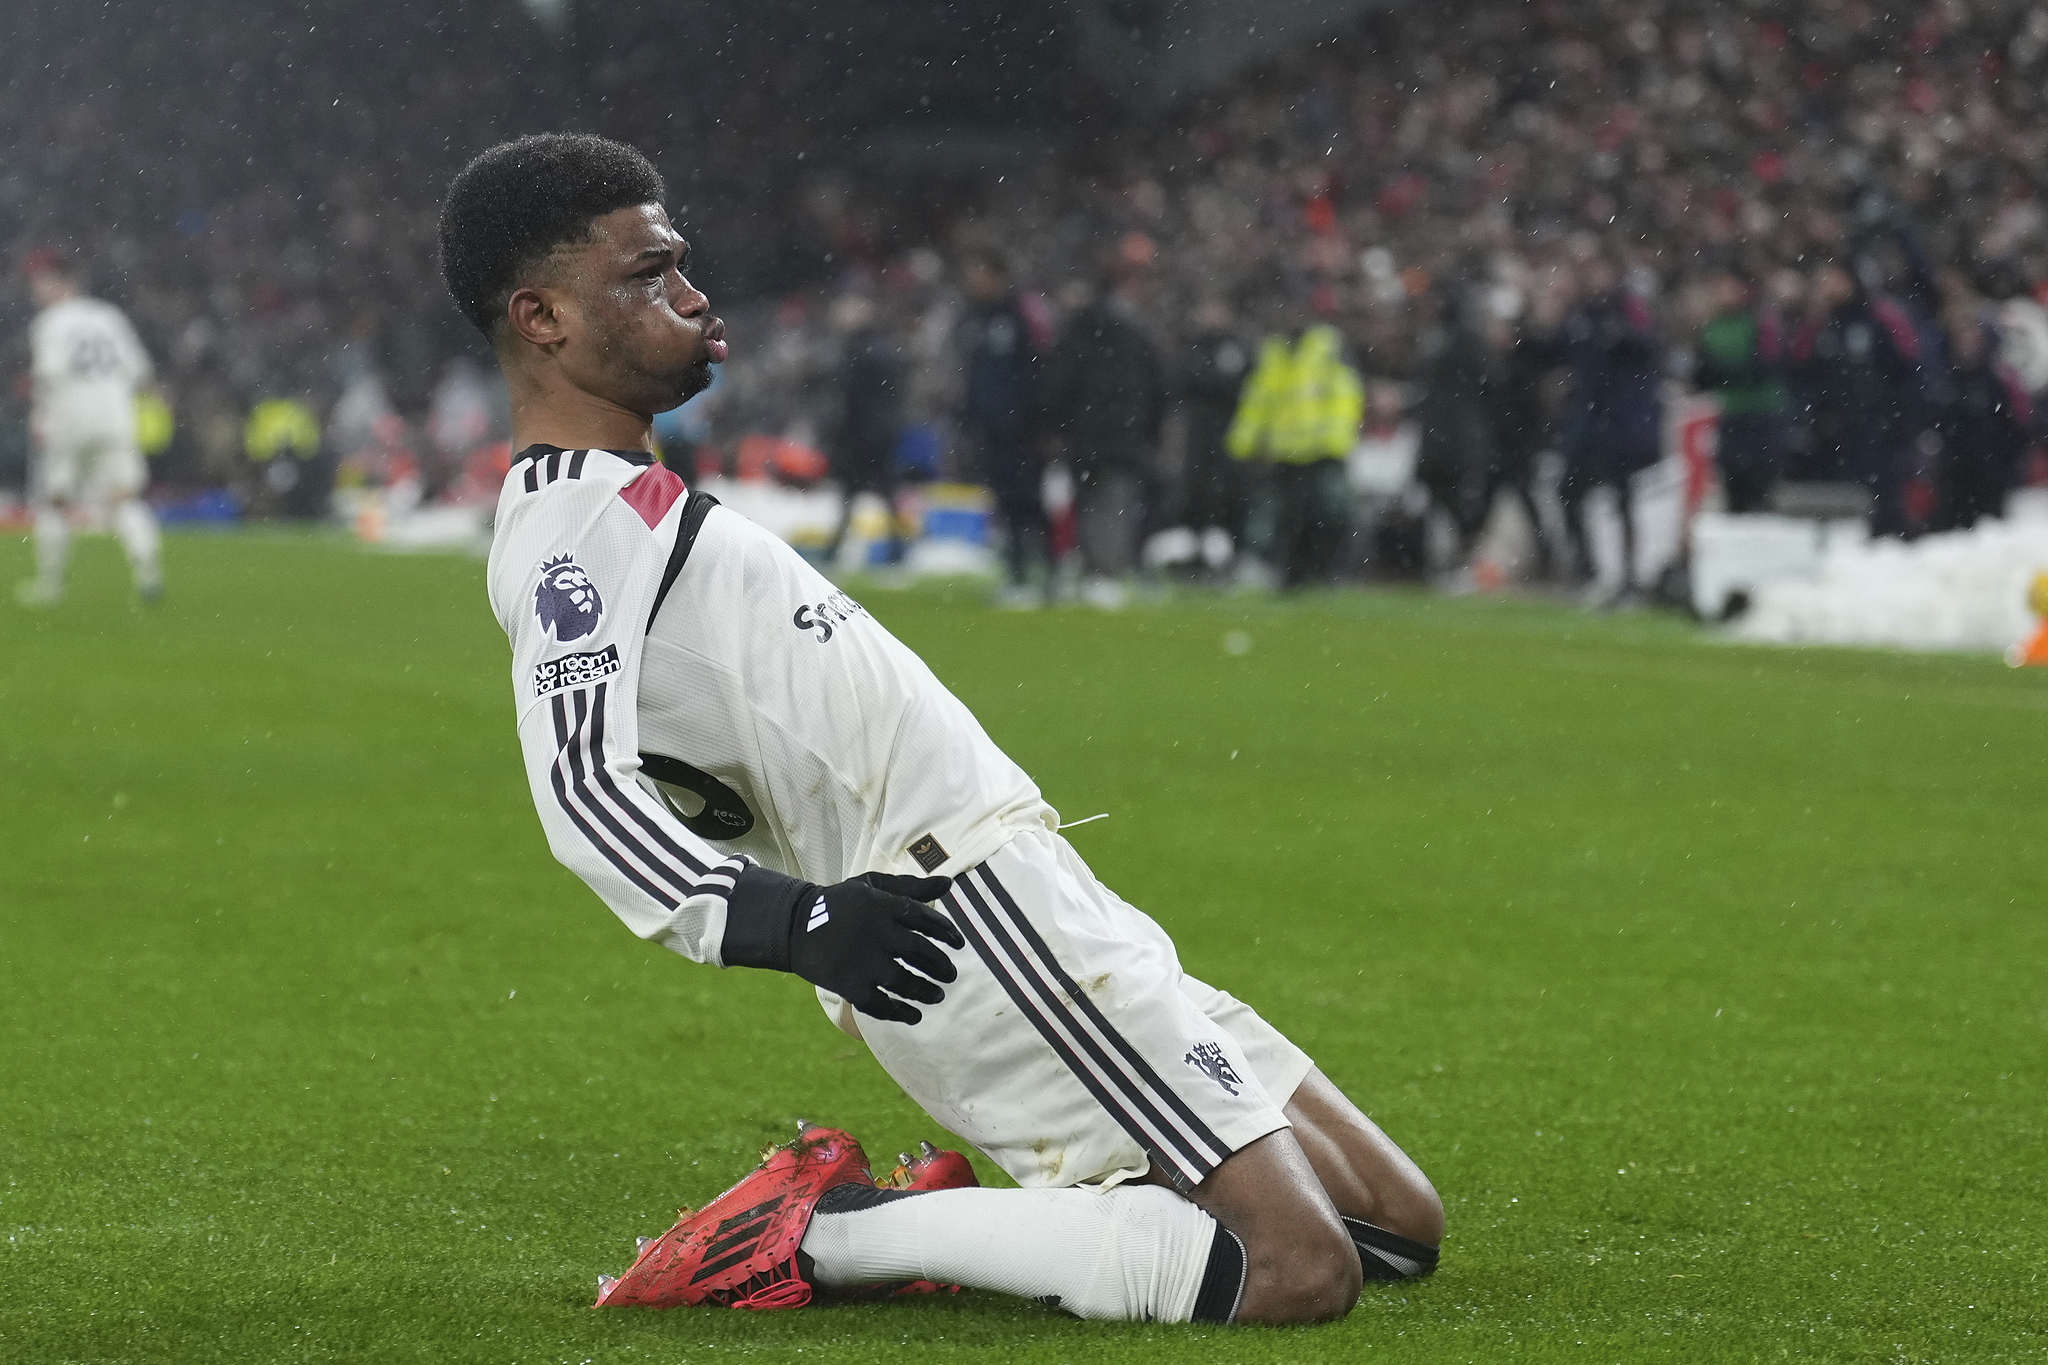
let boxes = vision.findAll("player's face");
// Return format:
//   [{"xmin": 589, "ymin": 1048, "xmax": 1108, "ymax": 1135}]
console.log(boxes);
[{"xmin": 554, "ymin": 204, "xmax": 726, "ymax": 415}]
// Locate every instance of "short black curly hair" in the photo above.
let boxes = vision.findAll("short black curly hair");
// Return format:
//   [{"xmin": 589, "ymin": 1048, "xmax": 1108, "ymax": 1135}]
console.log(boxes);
[{"xmin": 439, "ymin": 133, "xmax": 666, "ymax": 338}]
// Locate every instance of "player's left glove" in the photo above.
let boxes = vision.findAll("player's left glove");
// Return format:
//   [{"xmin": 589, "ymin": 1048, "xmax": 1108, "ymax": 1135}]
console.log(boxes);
[{"xmin": 720, "ymin": 866, "xmax": 964, "ymax": 1024}]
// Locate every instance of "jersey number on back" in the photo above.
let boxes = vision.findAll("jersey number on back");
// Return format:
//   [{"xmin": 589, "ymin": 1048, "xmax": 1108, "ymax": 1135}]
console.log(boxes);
[{"xmin": 69, "ymin": 335, "xmax": 124, "ymax": 380}]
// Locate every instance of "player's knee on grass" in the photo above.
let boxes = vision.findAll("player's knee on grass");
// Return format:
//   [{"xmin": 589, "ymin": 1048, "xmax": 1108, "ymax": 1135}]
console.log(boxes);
[
  {"xmin": 1369, "ymin": 1164, "xmax": 1445, "ymax": 1250},
  {"xmin": 1182, "ymin": 1131, "xmax": 1363, "ymax": 1324},
  {"xmin": 1284, "ymin": 1070, "xmax": 1445, "ymax": 1250},
  {"xmin": 1314, "ymin": 1154, "xmax": 1443, "ymax": 1278},
  {"xmin": 1345, "ymin": 1215, "xmax": 1442, "ymax": 1281},
  {"xmin": 1297, "ymin": 1140, "xmax": 1443, "ymax": 1281},
  {"xmin": 1233, "ymin": 1214, "xmax": 1362, "ymax": 1325}
]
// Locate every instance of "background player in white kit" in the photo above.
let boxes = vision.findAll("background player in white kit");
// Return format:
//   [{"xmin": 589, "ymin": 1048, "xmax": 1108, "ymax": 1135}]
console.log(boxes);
[
  {"xmin": 441, "ymin": 135, "xmax": 1443, "ymax": 1326},
  {"xmin": 17, "ymin": 250, "xmax": 164, "ymax": 608}
]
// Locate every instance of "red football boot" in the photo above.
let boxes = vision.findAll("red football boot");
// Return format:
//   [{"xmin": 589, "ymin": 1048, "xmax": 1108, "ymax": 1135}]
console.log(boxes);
[
  {"xmin": 594, "ymin": 1123, "xmax": 873, "ymax": 1311},
  {"xmin": 875, "ymin": 1140, "xmax": 979, "ymax": 1193},
  {"xmin": 839, "ymin": 1139, "xmax": 980, "ymax": 1301}
]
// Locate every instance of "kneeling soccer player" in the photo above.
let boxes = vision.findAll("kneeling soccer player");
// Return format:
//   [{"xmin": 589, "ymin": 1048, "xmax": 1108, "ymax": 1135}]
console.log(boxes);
[{"xmin": 440, "ymin": 133, "xmax": 1444, "ymax": 1325}]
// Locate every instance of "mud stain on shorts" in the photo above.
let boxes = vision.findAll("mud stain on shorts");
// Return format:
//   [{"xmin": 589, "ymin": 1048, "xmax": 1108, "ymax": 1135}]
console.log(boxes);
[{"xmin": 1030, "ymin": 1136, "xmax": 1066, "ymax": 1184}]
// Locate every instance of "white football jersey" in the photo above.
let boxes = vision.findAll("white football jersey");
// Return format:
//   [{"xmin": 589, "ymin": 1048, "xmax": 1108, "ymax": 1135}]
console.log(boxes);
[
  {"xmin": 30, "ymin": 296, "xmax": 153, "ymax": 445},
  {"xmin": 486, "ymin": 445, "xmax": 1056, "ymax": 965}
]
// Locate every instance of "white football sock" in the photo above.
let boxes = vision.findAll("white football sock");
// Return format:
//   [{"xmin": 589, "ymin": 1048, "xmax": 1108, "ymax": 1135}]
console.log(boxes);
[
  {"xmin": 800, "ymin": 1183, "xmax": 1232, "ymax": 1322},
  {"xmin": 33, "ymin": 504, "xmax": 70, "ymax": 592},
  {"xmin": 112, "ymin": 499, "xmax": 163, "ymax": 592}
]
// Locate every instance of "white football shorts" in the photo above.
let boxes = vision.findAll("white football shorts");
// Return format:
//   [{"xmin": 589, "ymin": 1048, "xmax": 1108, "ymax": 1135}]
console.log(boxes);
[
  {"xmin": 839, "ymin": 824, "xmax": 1314, "ymax": 1191},
  {"xmin": 35, "ymin": 432, "xmax": 147, "ymax": 503}
]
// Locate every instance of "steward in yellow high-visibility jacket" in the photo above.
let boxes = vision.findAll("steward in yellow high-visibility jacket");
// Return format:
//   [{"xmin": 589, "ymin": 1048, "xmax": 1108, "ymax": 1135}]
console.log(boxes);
[
  {"xmin": 134, "ymin": 391, "xmax": 175, "ymax": 458},
  {"xmin": 244, "ymin": 397, "xmax": 322, "ymax": 463},
  {"xmin": 1225, "ymin": 325, "xmax": 1364, "ymax": 464},
  {"xmin": 244, "ymin": 397, "xmax": 326, "ymax": 517},
  {"xmin": 1224, "ymin": 325, "xmax": 1364, "ymax": 588}
]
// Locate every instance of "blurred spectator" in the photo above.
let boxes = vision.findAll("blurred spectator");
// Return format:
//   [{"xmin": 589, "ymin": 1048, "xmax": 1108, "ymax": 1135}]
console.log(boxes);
[
  {"xmin": 1931, "ymin": 306, "xmax": 2032, "ymax": 530},
  {"xmin": 1694, "ymin": 270, "xmax": 1790, "ymax": 514},
  {"xmin": 135, "ymin": 390, "xmax": 176, "ymax": 464},
  {"xmin": 1413, "ymin": 284, "xmax": 1500, "ymax": 569},
  {"xmin": 242, "ymin": 396, "xmax": 325, "ymax": 519},
  {"xmin": 1042, "ymin": 273, "xmax": 1166, "ymax": 605},
  {"xmin": 1789, "ymin": 262, "xmax": 1926, "ymax": 535},
  {"xmin": 1488, "ymin": 277, "xmax": 1569, "ymax": 578},
  {"xmin": 426, "ymin": 358, "xmax": 504, "ymax": 497},
  {"xmin": 825, "ymin": 294, "xmax": 906, "ymax": 565},
  {"xmin": 1176, "ymin": 297, "xmax": 1255, "ymax": 575},
  {"xmin": 1227, "ymin": 323, "xmax": 1364, "ymax": 590},
  {"xmin": 329, "ymin": 371, "xmax": 397, "ymax": 477},
  {"xmin": 1559, "ymin": 258, "xmax": 1664, "ymax": 600},
  {"xmin": 958, "ymin": 250, "xmax": 1049, "ymax": 602}
]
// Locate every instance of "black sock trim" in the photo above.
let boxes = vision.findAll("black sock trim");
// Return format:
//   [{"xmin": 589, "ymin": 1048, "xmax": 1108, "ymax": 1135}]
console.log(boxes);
[
  {"xmin": 799, "ymin": 1185, "xmax": 923, "ymax": 1296},
  {"xmin": 1342, "ymin": 1216, "xmax": 1441, "ymax": 1280},
  {"xmin": 813, "ymin": 1183, "xmax": 922, "ymax": 1216},
  {"xmin": 1190, "ymin": 1223, "xmax": 1247, "ymax": 1323}
]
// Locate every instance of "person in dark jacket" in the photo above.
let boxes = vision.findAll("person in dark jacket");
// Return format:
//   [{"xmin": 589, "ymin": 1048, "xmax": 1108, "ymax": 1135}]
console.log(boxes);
[
  {"xmin": 1932, "ymin": 307, "xmax": 2032, "ymax": 530},
  {"xmin": 1558, "ymin": 256, "xmax": 1664, "ymax": 601},
  {"xmin": 825, "ymin": 293, "xmax": 905, "ymax": 565},
  {"xmin": 1177, "ymin": 297, "xmax": 1254, "ymax": 572},
  {"xmin": 1487, "ymin": 282, "xmax": 1570, "ymax": 578},
  {"xmin": 958, "ymin": 251, "xmax": 1047, "ymax": 597},
  {"xmin": 1413, "ymin": 285, "xmax": 1500, "ymax": 566},
  {"xmin": 1694, "ymin": 271, "xmax": 1790, "ymax": 514},
  {"xmin": 1042, "ymin": 274, "xmax": 1166, "ymax": 600},
  {"xmin": 1787, "ymin": 261, "xmax": 1926, "ymax": 537}
]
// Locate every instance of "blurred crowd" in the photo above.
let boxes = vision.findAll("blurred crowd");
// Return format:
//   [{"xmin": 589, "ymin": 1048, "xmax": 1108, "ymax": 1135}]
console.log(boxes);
[
  {"xmin": 8, "ymin": 0, "xmax": 2048, "ymax": 588},
  {"xmin": 0, "ymin": 0, "xmax": 1060, "ymax": 500},
  {"xmin": 688, "ymin": 0, "xmax": 2048, "ymax": 599}
]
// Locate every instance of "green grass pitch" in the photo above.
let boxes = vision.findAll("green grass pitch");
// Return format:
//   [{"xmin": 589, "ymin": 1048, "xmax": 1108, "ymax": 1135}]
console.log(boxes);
[{"xmin": 2, "ymin": 530, "xmax": 2043, "ymax": 1363}]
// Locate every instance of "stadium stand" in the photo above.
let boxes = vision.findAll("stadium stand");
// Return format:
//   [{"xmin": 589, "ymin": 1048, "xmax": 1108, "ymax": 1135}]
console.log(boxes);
[{"xmin": 5, "ymin": 0, "xmax": 2046, "ymax": 560}]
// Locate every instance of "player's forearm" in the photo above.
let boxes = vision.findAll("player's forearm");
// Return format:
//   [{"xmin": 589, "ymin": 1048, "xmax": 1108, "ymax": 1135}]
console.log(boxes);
[{"xmin": 520, "ymin": 692, "xmax": 748, "ymax": 964}]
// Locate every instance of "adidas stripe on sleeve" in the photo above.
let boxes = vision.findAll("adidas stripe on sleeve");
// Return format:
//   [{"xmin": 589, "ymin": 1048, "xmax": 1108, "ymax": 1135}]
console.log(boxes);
[{"xmin": 493, "ymin": 449, "xmax": 751, "ymax": 964}]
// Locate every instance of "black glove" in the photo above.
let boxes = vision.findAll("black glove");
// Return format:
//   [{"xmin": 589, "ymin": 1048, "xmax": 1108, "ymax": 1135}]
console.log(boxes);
[{"xmin": 721, "ymin": 867, "xmax": 964, "ymax": 1024}]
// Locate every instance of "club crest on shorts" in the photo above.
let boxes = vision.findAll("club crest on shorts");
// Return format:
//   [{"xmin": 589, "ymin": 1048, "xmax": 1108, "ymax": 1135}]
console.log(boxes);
[
  {"xmin": 535, "ymin": 554, "xmax": 604, "ymax": 642},
  {"xmin": 1184, "ymin": 1041, "xmax": 1243, "ymax": 1096}
]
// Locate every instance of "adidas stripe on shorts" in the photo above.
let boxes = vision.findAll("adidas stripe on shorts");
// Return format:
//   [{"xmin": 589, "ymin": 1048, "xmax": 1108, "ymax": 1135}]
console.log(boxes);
[{"xmin": 845, "ymin": 823, "xmax": 1315, "ymax": 1192}]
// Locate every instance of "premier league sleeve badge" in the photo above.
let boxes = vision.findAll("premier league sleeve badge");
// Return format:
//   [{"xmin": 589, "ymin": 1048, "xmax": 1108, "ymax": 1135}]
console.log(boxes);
[{"xmin": 534, "ymin": 554, "xmax": 605, "ymax": 643}]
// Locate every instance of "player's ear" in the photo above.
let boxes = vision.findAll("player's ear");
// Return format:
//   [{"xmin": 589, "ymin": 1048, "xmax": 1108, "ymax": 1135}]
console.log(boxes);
[{"xmin": 505, "ymin": 285, "xmax": 569, "ymax": 349}]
